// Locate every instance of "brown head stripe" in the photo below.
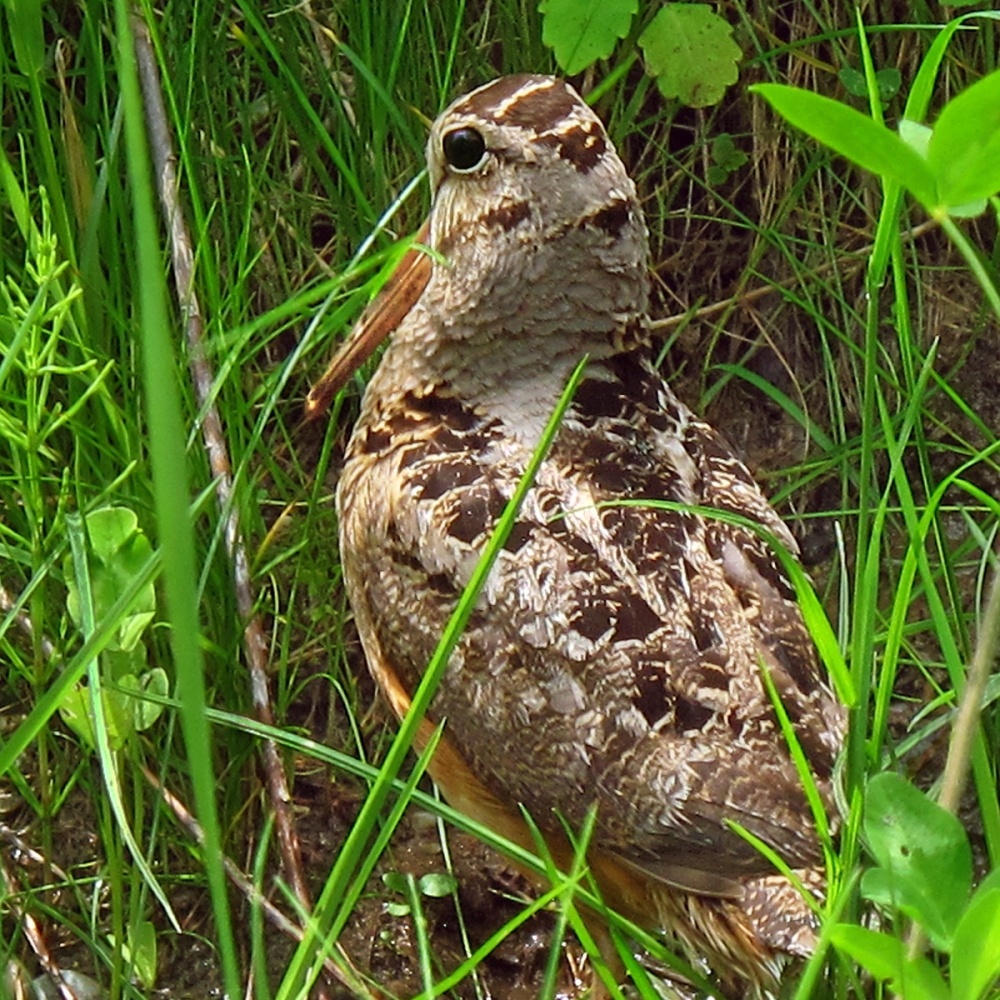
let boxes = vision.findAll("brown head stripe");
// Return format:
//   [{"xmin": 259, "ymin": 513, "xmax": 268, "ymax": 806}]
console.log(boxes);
[
  {"xmin": 449, "ymin": 74, "xmax": 542, "ymax": 117},
  {"xmin": 452, "ymin": 76, "xmax": 578, "ymax": 132}
]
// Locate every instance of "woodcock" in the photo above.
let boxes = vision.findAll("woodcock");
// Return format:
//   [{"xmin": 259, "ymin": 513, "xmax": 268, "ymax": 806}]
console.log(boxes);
[{"xmin": 308, "ymin": 75, "xmax": 846, "ymax": 996}]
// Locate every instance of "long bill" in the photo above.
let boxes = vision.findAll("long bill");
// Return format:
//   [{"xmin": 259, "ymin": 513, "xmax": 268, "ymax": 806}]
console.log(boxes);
[{"xmin": 304, "ymin": 221, "xmax": 433, "ymax": 420}]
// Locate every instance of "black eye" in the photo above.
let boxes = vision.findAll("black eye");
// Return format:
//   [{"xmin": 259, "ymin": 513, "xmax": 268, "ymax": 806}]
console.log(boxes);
[{"xmin": 442, "ymin": 127, "xmax": 487, "ymax": 171}]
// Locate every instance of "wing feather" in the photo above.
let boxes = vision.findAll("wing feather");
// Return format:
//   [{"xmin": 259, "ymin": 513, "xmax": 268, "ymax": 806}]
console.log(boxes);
[{"xmin": 338, "ymin": 352, "xmax": 845, "ymax": 886}]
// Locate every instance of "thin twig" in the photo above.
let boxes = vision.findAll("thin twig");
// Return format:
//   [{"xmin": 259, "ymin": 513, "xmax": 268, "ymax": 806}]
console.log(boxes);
[
  {"xmin": 937, "ymin": 553, "xmax": 1000, "ymax": 817},
  {"xmin": 129, "ymin": 5, "xmax": 314, "ymax": 946}
]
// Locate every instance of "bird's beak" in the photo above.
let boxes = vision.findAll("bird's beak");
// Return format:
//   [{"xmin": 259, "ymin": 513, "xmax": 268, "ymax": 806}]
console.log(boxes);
[{"xmin": 304, "ymin": 220, "xmax": 433, "ymax": 420}]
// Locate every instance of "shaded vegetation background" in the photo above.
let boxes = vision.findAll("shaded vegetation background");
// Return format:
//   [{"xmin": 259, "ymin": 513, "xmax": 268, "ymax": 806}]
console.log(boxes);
[{"xmin": 1, "ymin": 1, "xmax": 998, "ymax": 998}]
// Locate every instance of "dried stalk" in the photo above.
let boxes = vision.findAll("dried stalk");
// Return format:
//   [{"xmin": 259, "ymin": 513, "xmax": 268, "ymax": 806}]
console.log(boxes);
[{"xmin": 129, "ymin": 6, "xmax": 313, "ymax": 937}]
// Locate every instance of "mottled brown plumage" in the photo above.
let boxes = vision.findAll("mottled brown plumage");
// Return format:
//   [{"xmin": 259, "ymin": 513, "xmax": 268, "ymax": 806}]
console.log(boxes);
[{"xmin": 310, "ymin": 75, "xmax": 846, "ymax": 996}]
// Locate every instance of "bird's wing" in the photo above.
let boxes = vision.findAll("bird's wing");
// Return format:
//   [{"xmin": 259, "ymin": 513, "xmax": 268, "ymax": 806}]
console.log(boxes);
[{"xmin": 341, "ymin": 352, "xmax": 844, "ymax": 886}]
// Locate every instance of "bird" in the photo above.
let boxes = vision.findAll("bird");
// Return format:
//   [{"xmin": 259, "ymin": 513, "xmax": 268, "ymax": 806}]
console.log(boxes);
[{"xmin": 307, "ymin": 74, "xmax": 846, "ymax": 997}]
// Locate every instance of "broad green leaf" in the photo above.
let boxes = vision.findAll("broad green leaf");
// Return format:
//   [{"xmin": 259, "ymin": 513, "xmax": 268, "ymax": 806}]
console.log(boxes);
[
  {"xmin": 946, "ymin": 198, "xmax": 988, "ymax": 219},
  {"xmin": 104, "ymin": 645, "xmax": 148, "ymax": 684},
  {"xmin": 899, "ymin": 119, "xmax": 932, "ymax": 159},
  {"xmin": 899, "ymin": 121, "xmax": 984, "ymax": 218},
  {"xmin": 751, "ymin": 84, "xmax": 938, "ymax": 207},
  {"xmin": 60, "ymin": 682, "xmax": 132, "ymax": 752},
  {"xmin": 65, "ymin": 507, "xmax": 156, "ymax": 651},
  {"xmin": 711, "ymin": 133, "xmax": 747, "ymax": 170},
  {"xmin": 128, "ymin": 919, "xmax": 158, "ymax": 990},
  {"xmin": 830, "ymin": 925, "xmax": 950, "ymax": 1000},
  {"xmin": 382, "ymin": 871, "xmax": 407, "ymax": 894},
  {"xmin": 861, "ymin": 772, "xmax": 971, "ymax": 950},
  {"xmin": 876, "ymin": 67, "xmax": 902, "ymax": 102},
  {"xmin": 970, "ymin": 867, "xmax": 1000, "ymax": 905},
  {"xmin": 838, "ymin": 67, "xmax": 867, "ymax": 98},
  {"xmin": 862, "ymin": 867, "xmax": 955, "ymax": 952},
  {"xmin": 640, "ymin": 4, "xmax": 741, "ymax": 108},
  {"xmin": 951, "ymin": 889, "xmax": 1000, "ymax": 1000},
  {"xmin": 539, "ymin": 0, "xmax": 637, "ymax": 76},
  {"xmin": 59, "ymin": 684, "xmax": 97, "ymax": 749},
  {"xmin": 101, "ymin": 685, "xmax": 133, "ymax": 751},
  {"xmin": 86, "ymin": 506, "xmax": 141, "ymax": 562},
  {"xmin": 927, "ymin": 67, "xmax": 1000, "ymax": 208},
  {"xmin": 129, "ymin": 669, "xmax": 168, "ymax": 731},
  {"xmin": 419, "ymin": 872, "xmax": 457, "ymax": 898},
  {"xmin": 707, "ymin": 134, "xmax": 748, "ymax": 185}
]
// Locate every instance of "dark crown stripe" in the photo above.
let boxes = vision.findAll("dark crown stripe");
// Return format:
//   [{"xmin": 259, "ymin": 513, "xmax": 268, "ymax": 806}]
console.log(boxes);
[
  {"xmin": 497, "ymin": 81, "xmax": 578, "ymax": 130},
  {"xmin": 453, "ymin": 76, "xmax": 580, "ymax": 133},
  {"xmin": 451, "ymin": 74, "xmax": 554, "ymax": 122}
]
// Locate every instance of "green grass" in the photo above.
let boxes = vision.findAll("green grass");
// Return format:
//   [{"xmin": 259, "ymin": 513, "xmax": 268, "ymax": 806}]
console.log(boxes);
[{"xmin": 1, "ymin": 1, "xmax": 999, "ymax": 997}]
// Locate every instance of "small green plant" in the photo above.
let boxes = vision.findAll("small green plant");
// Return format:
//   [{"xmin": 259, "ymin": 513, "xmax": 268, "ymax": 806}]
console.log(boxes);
[
  {"xmin": 109, "ymin": 918, "xmax": 159, "ymax": 991},
  {"xmin": 830, "ymin": 773, "xmax": 1000, "ymax": 1000},
  {"xmin": 381, "ymin": 871, "xmax": 459, "ymax": 994},
  {"xmin": 752, "ymin": 18, "xmax": 1000, "ymax": 222},
  {"xmin": 539, "ymin": 1, "xmax": 741, "ymax": 107},
  {"xmin": 382, "ymin": 870, "xmax": 458, "ymax": 918},
  {"xmin": 838, "ymin": 64, "xmax": 902, "ymax": 105},
  {"xmin": 62, "ymin": 506, "xmax": 166, "ymax": 750},
  {"xmin": 706, "ymin": 133, "xmax": 749, "ymax": 186},
  {"xmin": 751, "ymin": 16, "xmax": 1000, "ymax": 999}
]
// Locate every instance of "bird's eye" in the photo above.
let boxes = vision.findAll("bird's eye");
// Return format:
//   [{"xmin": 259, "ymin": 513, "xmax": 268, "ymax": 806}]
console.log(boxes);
[{"xmin": 442, "ymin": 127, "xmax": 488, "ymax": 172}]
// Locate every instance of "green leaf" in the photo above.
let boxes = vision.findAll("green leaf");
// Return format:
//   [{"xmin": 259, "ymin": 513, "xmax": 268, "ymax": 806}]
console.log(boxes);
[
  {"xmin": 829, "ymin": 925, "xmax": 950, "ymax": 1000},
  {"xmin": 128, "ymin": 919, "xmax": 158, "ymax": 990},
  {"xmin": 927, "ymin": 67, "xmax": 1000, "ymax": 208},
  {"xmin": 86, "ymin": 506, "xmax": 141, "ymax": 563},
  {"xmin": 640, "ymin": 4, "xmax": 741, "ymax": 108},
  {"xmin": 419, "ymin": 872, "xmax": 457, "ymax": 898},
  {"xmin": 382, "ymin": 871, "xmax": 407, "ymax": 894},
  {"xmin": 2, "ymin": 0, "xmax": 45, "ymax": 76},
  {"xmin": 711, "ymin": 133, "xmax": 748, "ymax": 171},
  {"xmin": 751, "ymin": 84, "xmax": 938, "ymax": 208},
  {"xmin": 838, "ymin": 67, "xmax": 867, "ymax": 99},
  {"xmin": 539, "ymin": 0, "xmax": 637, "ymax": 76},
  {"xmin": 951, "ymin": 889, "xmax": 1000, "ymax": 1000},
  {"xmin": 706, "ymin": 133, "xmax": 747, "ymax": 185},
  {"xmin": 862, "ymin": 867, "xmax": 958, "ymax": 951},
  {"xmin": 899, "ymin": 119, "xmax": 932, "ymax": 159},
  {"xmin": 59, "ymin": 682, "xmax": 133, "ymax": 752},
  {"xmin": 971, "ymin": 868, "xmax": 1000, "ymax": 905},
  {"xmin": 65, "ymin": 507, "xmax": 156, "ymax": 652},
  {"xmin": 705, "ymin": 165, "xmax": 727, "ymax": 186},
  {"xmin": 132, "ymin": 668, "xmax": 168, "ymax": 731},
  {"xmin": 945, "ymin": 198, "xmax": 988, "ymax": 219},
  {"xmin": 59, "ymin": 684, "xmax": 97, "ymax": 749},
  {"xmin": 105, "ymin": 645, "xmax": 148, "ymax": 684},
  {"xmin": 876, "ymin": 67, "xmax": 902, "ymax": 103},
  {"xmin": 861, "ymin": 772, "xmax": 971, "ymax": 950}
]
